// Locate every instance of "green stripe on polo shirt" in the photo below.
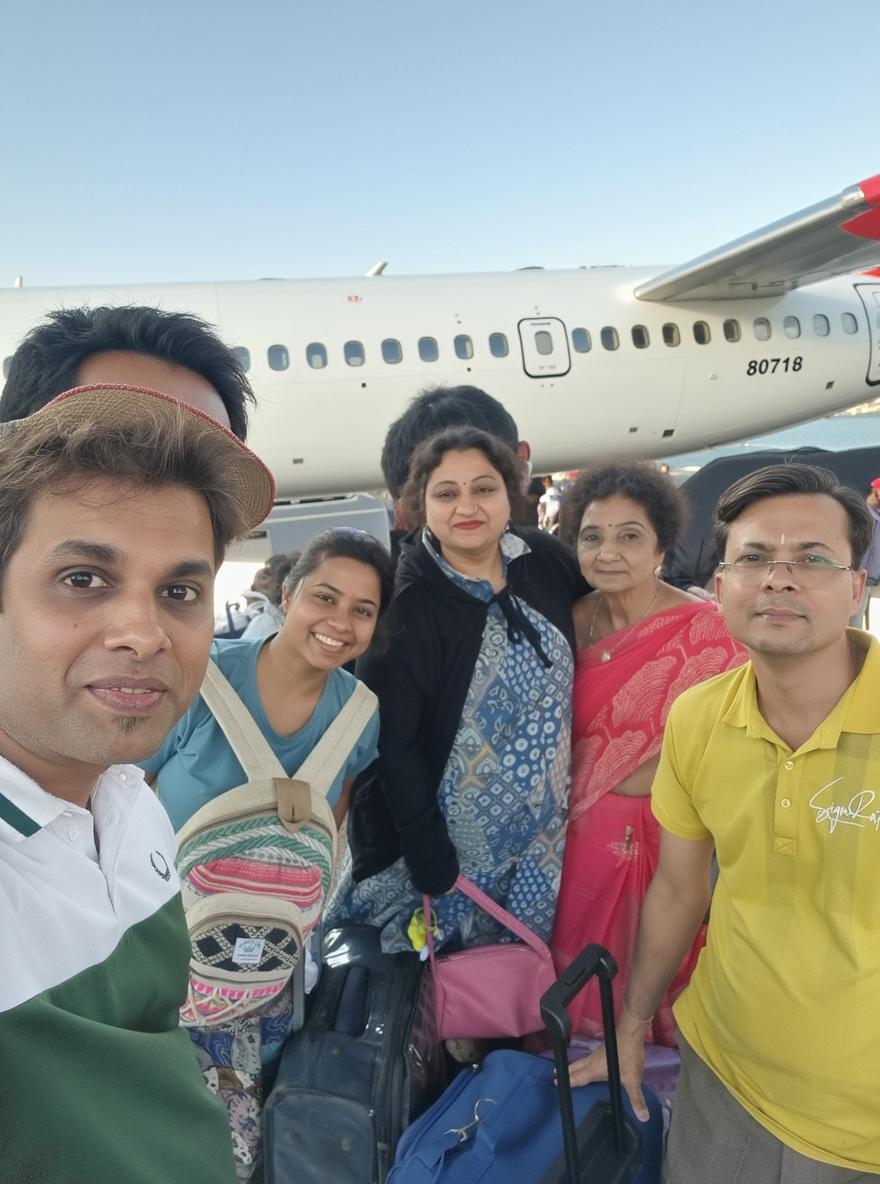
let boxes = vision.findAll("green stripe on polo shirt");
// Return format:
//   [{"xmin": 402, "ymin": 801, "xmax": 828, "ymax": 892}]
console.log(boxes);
[
  {"xmin": 0, "ymin": 791, "xmax": 40, "ymax": 837},
  {"xmin": 0, "ymin": 894, "xmax": 235, "ymax": 1184}
]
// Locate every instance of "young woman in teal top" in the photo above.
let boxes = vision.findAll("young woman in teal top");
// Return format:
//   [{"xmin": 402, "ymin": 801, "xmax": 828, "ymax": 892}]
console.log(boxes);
[
  {"xmin": 141, "ymin": 528, "xmax": 394, "ymax": 1183},
  {"xmin": 143, "ymin": 529, "xmax": 394, "ymax": 830}
]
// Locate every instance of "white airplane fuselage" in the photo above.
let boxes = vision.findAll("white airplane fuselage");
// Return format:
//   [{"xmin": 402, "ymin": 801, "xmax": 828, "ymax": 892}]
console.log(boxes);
[{"xmin": 2, "ymin": 268, "xmax": 878, "ymax": 498}]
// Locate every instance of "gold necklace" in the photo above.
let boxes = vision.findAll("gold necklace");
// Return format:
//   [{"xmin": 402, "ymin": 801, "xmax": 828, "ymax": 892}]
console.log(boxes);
[{"xmin": 587, "ymin": 580, "xmax": 661, "ymax": 662}]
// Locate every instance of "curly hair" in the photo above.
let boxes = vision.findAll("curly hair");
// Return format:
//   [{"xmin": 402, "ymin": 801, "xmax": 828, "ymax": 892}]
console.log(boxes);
[
  {"xmin": 559, "ymin": 462, "xmax": 686, "ymax": 554},
  {"xmin": 399, "ymin": 425, "xmax": 525, "ymax": 530}
]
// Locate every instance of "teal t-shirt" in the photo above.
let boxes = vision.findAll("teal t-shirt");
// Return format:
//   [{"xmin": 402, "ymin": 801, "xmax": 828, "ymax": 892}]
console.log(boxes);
[{"xmin": 141, "ymin": 637, "xmax": 379, "ymax": 833}]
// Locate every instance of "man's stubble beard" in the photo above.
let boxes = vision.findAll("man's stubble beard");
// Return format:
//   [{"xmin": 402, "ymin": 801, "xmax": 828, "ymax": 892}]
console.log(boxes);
[{"xmin": 114, "ymin": 715, "xmax": 148, "ymax": 735}]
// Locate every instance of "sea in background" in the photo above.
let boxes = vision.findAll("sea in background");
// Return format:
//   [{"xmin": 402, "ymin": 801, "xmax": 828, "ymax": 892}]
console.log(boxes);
[{"xmin": 662, "ymin": 410, "xmax": 880, "ymax": 478}]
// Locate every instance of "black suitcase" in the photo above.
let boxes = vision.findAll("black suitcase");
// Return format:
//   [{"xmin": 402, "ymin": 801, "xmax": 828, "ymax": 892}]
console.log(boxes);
[
  {"xmin": 540, "ymin": 943, "xmax": 647, "ymax": 1182},
  {"xmin": 263, "ymin": 923, "xmax": 446, "ymax": 1184}
]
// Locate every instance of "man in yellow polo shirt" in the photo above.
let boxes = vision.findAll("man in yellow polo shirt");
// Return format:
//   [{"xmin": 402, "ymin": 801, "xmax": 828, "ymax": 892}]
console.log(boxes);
[{"xmin": 571, "ymin": 463, "xmax": 880, "ymax": 1182}]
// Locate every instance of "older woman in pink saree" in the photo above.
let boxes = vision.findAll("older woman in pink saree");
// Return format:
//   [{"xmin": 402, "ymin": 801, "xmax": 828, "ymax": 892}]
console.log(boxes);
[{"xmin": 551, "ymin": 463, "xmax": 746, "ymax": 1046}]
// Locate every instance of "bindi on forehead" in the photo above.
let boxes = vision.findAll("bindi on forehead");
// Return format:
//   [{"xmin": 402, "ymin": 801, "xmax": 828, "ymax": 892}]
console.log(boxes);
[{"xmin": 583, "ymin": 518, "xmax": 645, "ymax": 529}]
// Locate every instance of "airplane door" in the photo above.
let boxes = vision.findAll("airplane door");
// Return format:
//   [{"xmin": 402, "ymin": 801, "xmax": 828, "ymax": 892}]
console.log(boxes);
[
  {"xmin": 855, "ymin": 283, "xmax": 880, "ymax": 386},
  {"xmin": 517, "ymin": 318, "xmax": 571, "ymax": 377}
]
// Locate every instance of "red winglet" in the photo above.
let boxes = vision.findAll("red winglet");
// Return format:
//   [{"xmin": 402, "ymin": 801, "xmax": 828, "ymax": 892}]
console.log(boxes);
[
  {"xmin": 841, "ymin": 208, "xmax": 880, "ymax": 241},
  {"xmin": 842, "ymin": 174, "xmax": 880, "ymax": 240},
  {"xmin": 858, "ymin": 173, "xmax": 880, "ymax": 206}
]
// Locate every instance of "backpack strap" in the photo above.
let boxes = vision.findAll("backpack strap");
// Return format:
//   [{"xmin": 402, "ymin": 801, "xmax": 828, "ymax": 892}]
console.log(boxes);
[
  {"xmin": 199, "ymin": 659, "xmax": 377, "ymax": 798},
  {"xmin": 200, "ymin": 659, "xmax": 285, "ymax": 780},
  {"xmin": 292, "ymin": 680, "xmax": 377, "ymax": 797}
]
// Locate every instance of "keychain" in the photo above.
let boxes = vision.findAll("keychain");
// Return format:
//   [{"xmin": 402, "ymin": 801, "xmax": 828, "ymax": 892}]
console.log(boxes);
[{"xmin": 407, "ymin": 907, "xmax": 441, "ymax": 961}]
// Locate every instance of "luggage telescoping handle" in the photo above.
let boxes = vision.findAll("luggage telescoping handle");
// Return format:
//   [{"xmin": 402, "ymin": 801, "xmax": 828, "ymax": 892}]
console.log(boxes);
[{"xmin": 539, "ymin": 943, "xmax": 624, "ymax": 1184}]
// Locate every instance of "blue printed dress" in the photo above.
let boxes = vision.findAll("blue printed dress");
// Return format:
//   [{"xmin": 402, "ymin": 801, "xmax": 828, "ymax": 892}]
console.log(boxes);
[{"xmin": 331, "ymin": 533, "xmax": 573, "ymax": 952}]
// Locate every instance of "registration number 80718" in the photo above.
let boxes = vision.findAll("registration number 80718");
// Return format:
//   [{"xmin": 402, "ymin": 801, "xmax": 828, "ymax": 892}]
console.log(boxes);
[{"xmin": 746, "ymin": 357, "xmax": 803, "ymax": 376}]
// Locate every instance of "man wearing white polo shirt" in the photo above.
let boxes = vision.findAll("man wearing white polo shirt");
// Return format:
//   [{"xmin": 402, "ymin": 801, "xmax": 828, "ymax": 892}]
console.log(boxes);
[
  {"xmin": 0, "ymin": 385, "xmax": 274, "ymax": 1184},
  {"xmin": 572, "ymin": 463, "xmax": 880, "ymax": 1182}
]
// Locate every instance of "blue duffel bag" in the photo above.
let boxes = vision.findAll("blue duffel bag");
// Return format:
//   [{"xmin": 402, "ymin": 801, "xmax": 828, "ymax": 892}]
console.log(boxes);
[{"xmin": 388, "ymin": 944, "xmax": 663, "ymax": 1184}]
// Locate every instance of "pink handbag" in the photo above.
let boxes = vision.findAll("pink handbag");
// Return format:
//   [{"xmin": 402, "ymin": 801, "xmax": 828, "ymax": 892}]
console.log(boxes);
[{"xmin": 423, "ymin": 874, "xmax": 556, "ymax": 1040}]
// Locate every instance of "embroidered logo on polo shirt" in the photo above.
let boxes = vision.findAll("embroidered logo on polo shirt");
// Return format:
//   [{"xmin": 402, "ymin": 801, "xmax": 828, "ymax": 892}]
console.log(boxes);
[
  {"xmin": 809, "ymin": 778, "xmax": 880, "ymax": 835},
  {"xmin": 149, "ymin": 850, "xmax": 171, "ymax": 881}
]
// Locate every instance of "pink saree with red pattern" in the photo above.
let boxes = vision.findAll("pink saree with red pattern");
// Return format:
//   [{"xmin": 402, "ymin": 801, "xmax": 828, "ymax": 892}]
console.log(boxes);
[{"xmin": 551, "ymin": 602, "xmax": 746, "ymax": 1045}]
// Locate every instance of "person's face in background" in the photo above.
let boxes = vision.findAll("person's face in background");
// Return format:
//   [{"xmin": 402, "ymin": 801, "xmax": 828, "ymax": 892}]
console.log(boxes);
[{"xmin": 251, "ymin": 565, "xmax": 274, "ymax": 596}]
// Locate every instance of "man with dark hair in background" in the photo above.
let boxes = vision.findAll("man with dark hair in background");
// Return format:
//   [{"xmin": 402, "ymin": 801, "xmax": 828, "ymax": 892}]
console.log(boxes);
[
  {"xmin": 380, "ymin": 384, "xmax": 531, "ymax": 515},
  {"xmin": 1, "ymin": 305, "xmax": 254, "ymax": 439},
  {"xmin": 571, "ymin": 463, "xmax": 879, "ymax": 1182}
]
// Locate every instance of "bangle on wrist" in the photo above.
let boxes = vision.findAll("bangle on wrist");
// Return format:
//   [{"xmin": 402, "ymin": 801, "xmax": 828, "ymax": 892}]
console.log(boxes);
[{"xmin": 621, "ymin": 1001, "xmax": 651, "ymax": 1025}]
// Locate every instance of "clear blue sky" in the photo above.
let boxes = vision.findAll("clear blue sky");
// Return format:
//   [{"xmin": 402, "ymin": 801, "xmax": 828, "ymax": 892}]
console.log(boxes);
[{"xmin": 3, "ymin": 0, "xmax": 878, "ymax": 288}]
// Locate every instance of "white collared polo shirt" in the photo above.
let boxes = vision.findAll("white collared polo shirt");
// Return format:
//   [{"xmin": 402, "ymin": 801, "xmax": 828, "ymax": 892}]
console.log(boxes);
[{"xmin": 0, "ymin": 756, "xmax": 235, "ymax": 1184}]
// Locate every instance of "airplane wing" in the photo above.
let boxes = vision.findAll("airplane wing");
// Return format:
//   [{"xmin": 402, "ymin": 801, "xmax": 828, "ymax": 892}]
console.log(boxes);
[{"xmin": 635, "ymin": 174, "xmax": 880, "ymax": 301}]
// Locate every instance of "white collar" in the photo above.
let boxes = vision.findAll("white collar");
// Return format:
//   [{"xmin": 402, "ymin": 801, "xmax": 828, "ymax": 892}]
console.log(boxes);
[{"xmin": 0, "ymin": 754, "xmax": 144, "ymax": 845}]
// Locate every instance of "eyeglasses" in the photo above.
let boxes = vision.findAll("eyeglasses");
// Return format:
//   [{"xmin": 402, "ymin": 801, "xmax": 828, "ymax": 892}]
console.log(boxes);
[{"xmin": 716, "ymin": 555, "xmax": 854, "ymax": 586}]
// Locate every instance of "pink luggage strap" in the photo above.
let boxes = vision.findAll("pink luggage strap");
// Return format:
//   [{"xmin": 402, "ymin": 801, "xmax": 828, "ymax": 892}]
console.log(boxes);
[{"xmin": 421, "ymin": 874, "xmax": 553, "ymax": 963}]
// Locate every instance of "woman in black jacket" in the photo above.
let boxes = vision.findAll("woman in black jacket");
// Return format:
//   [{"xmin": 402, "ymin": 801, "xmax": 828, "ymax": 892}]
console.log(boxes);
[{"xmin": 329, "ymin": 426, "xmax": 585, "ymax": 957}]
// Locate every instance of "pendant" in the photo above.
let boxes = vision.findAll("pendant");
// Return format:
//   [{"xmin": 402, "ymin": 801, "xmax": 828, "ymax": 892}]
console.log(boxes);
[{"xmin": 600, "ymin": 650, "xmax": 612, "ymax": 662}]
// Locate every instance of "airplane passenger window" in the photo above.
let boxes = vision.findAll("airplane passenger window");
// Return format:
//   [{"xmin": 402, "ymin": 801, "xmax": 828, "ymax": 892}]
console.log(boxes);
[
  {"xmin": 600, "ymin": 327, "xmax": 619, "ymax": 351},
  {"xmin": 723, "ymin": 319, "xmax": 741, "ymax": 342},
  {"xmin": 753, "ymin": 318, "xmax": 771, "ymax": 342},
  {"xmin": 783, "ymin": 316, "xmax": 801, "ymax": 339},
  {"xmin": 571, "ymin": 328, "xmax": 591, "ymax": 353},
  {"xmin": 381, "ymin": 338, "xmax": 403, "ymax": 364},
  {"xmin": 841, "ymin": 312, "xmax": 859, "ymax": 335},
  {"xmin": 631, "ymin": 325, "xmax": 650, "ymax": 349},
  {"xmin": 662, "ymin": 323, "xmax": 680, "ymax": 347},
  {"xmin": 418, "ymin": 336, "xmax": 439, "ymax": 362},
  {"xmin": 812, "ymin": 314, "xmax": 830, "ymax": 337},
  {"xmin": 306, "ymin": 342, "xmax": 327, "ymax": 369},
  {"xmin": 267, "ymin": 345, "xmax": 289, "ymax": 371},
  {"xmin": 489, "ymin": 332, "xmax": 509, "ymax": 358},
  {"xmin": 454, "ymin": 334, "xmax": 474, "ymax": 360},
  {"xmin": 693, "ymin": 321, "xmax": 711, "ymax": 345},
  {"xmin": 344, "ymin": 340, "xmax": 365, "ymax": 367},
  {"xmin": 2, "ymin": 356, "xmax": 10, "ymax": 379},
  {"xmin": 231, "ymin": 346, "xmax": 251, "ymax": 371},
  {"xmin": 534, "ymin": 331, "xmax": 553, "ymax": 356}
]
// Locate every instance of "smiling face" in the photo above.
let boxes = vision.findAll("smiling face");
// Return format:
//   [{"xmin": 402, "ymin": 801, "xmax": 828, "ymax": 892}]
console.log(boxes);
[
  {"xmin": 715, "ymin": 493, "xmax": 864, "ymax": 658},
  {"xmin": 0, "ymin": 477, "xmax": 217, "ymax": 799},
  {"xmin": 423, "ymin": 448, "xmax": 511, "ymax": 563},
  {"xmin": 576, "ymin": 493, "xmax": 664, "ymax": 596},
  {"xmin": 280, "ymin": 555, "xmax": 382, "ymax": 670}
]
